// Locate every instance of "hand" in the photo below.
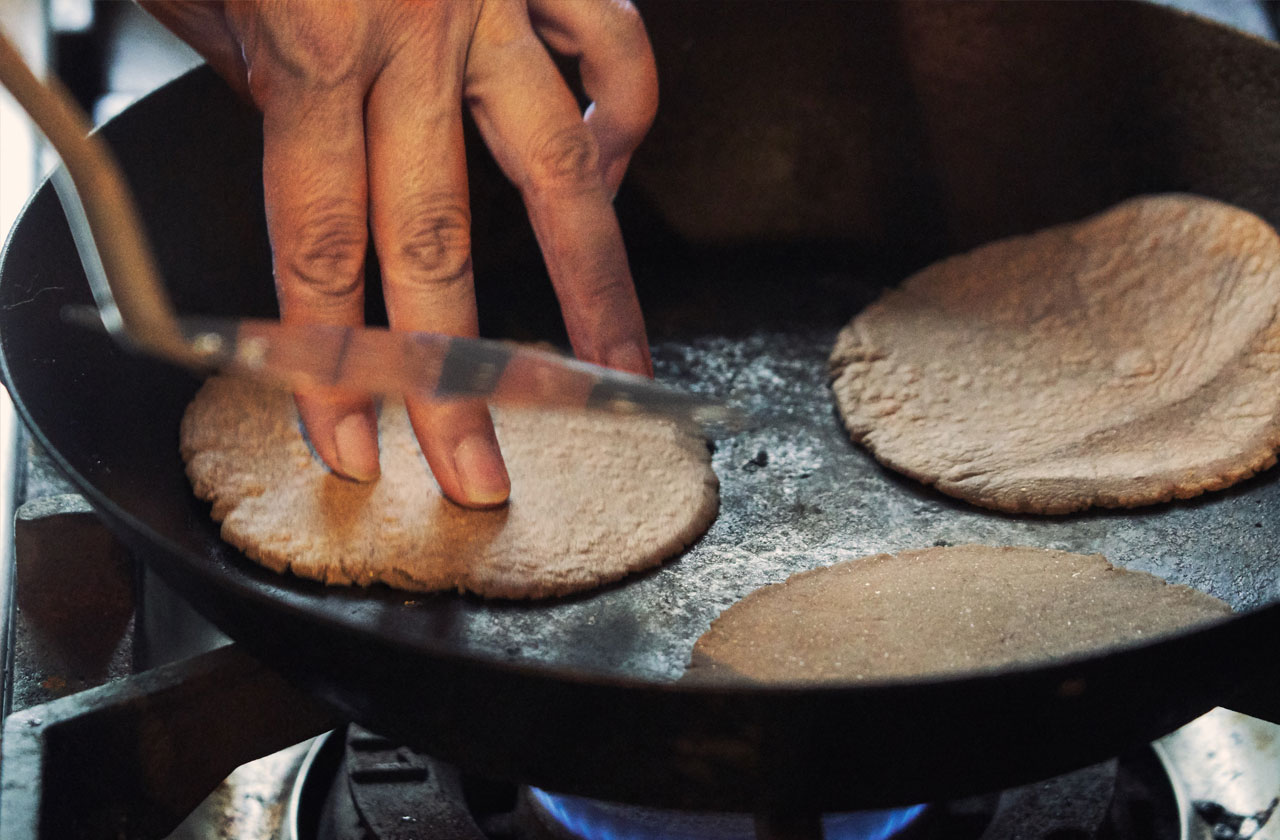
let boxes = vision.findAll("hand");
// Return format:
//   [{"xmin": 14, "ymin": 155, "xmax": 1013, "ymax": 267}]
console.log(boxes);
[{"xmin": 141, "ymin": 0, "xmax": 658, "ymax": 507}]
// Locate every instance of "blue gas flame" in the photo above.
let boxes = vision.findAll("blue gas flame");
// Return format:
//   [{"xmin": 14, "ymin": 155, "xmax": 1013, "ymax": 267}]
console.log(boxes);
[{"xmin": 529, "ymin": 788, "xmax": 926, "ymax": 840}]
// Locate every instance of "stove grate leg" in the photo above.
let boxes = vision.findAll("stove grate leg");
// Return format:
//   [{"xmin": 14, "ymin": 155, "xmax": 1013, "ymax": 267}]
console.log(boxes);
[{"xmin": 0, "ymin": 643, "xmax": 335, "ymax": 840}]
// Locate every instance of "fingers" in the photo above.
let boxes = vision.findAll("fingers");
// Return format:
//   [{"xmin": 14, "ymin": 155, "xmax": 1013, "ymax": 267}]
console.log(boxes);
[
  {"xmin": 467, "ymin": 5, "xmax": 652, "ymax": 378},
  {"xmin": 147, "ymin": 0, "xmax": 653, "ymax": 509},
  {"xmin": 259, "ymin": 80, "xmax": 379, "ymax": 482},
  {"xmin": 527, "ymin": 0, "xmax": 658, "ymax": 194},
  {"xmin": 137, "ymin": 2, "xmax": 251, "ymax": 99},
  {"xmin": 365, "ymin": 25, "xmax": 510, "ymax": 508}
]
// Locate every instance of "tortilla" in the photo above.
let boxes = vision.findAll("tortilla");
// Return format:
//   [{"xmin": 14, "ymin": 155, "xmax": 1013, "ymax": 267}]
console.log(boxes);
[
  {"xmin": 829, "ymin": 194, "xmax": 1280, "ymax": 514},
  {"xmin": 180, "ymin": 375, "xmax": 719, "ymax": 599},
  {"xmin": 683, "ymin": 545, "xmax": 1232, "ymax": 684}
]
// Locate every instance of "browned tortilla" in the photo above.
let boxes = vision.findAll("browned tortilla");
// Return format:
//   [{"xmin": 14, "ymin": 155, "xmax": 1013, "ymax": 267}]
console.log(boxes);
[
  {"xmin": 830, "ymin": 194, "xmax": 1280, "ymax": 514},
  {"xmin": 683, "ymin": 545, "xmax": 1232, "ymax": 684},
  {"xmin": 180, "ymin": 376, "xmax": 719, "ymax": 599}
]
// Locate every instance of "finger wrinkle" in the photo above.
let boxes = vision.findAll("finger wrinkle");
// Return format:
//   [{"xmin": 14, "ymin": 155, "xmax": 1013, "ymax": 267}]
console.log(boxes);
[
  {"xmin": 384, "ymin": 200, "xmax": 473, "ymax": 288},
  {"xmin": 563, "ymin": 269, "xmax": 635, "ymax": 316},
  {"xmin": 551, "ymin": 263, "xmax": 639, "ymax": 351},
  {"xmin": 523, "ymin": 126, "xmax": 603, "ymax": 197},
  {"xmin": 279, "ymin": 197, "xmax": 367, "ymax": 297}
]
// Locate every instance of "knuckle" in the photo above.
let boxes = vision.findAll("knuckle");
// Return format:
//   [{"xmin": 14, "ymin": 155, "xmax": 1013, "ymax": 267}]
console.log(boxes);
[
  {"xmin": 242, "ymin": 5, "xmax": 370, "ymax": 94},
  {"xmin": 525, "ymin": 126, "xmax": 602, "ymax": 195},
  {"xmin": 390, "ymin": 201, "xmax": 473, "ymax": 288},
  {"xmin": 282, "ymin": 199, "xmax": 366, "ymax": 297}
]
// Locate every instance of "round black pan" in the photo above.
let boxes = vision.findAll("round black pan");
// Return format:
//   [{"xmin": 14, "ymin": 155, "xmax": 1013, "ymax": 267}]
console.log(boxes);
[{"xmin": 2, "ymin": 1, "xmax": 1278, "ymax": 814}]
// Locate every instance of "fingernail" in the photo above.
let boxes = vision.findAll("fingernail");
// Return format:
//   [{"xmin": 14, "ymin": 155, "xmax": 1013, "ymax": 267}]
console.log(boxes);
[
  {"xmin": 453, "ymin": 433, "xmax": 511, "ymax": 507},
  {"xmin": 334, "ymin": 412, "xmax": 380, "ymax": 482},
  {"xmin": 606, "ymin": 341, "xmax": 649, "ymax": 376}
]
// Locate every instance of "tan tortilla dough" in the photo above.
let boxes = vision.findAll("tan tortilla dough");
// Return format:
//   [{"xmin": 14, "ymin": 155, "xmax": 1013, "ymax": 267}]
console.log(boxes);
[
  {"xmin": 180, "ymin": 375, "xmax": 719, "ymax": 599},
  {"xmin": 830, "ymin": 194, "xmax": 1280, "ymax": 514},
  {"xmin": 683, "ymin": 545, "xmax": 1232, "ymax": 684}
]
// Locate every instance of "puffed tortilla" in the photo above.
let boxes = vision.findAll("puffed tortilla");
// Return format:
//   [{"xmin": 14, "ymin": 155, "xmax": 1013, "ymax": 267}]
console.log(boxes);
[
  {"xmin": 830, "ymin": 194, "xmax": 1280, "ymax": 514},
  {"xmin": 181, "ymin": 375, "xmax": 719, "ymax": 599},
  {"xmin": 683, "ymin": 545, "xmax": 1232, "ymax": 684}
]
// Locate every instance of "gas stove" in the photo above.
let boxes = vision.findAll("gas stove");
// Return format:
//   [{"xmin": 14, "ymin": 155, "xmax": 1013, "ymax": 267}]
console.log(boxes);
[
  {"xmin": 2, "ymin": 464, "xmax": 1277, "ymax": 840},
  {"xmin": 3, "ymin": 3, "xmax": 1280, "ymax": 839},
  {"xmin": 296, "ymin": 712, "xmax": 1278, "ymax": 840},
  {"xmin": 283, "ymin": 726, "xmax": 1169, "ymax": 840},
  {"xmin": 179, "ymin": 710, "xmax": 1280, "ymax": 840}
]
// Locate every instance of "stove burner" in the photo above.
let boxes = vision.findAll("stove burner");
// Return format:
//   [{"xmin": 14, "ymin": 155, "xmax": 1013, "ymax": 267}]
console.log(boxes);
[
  {"xmin": 289, "ymin": 724, "xmax": 1190, "ymax": 840},
  {"xmin": 527, "ymin": 788, "xmax": 925, "ymax": 840}
]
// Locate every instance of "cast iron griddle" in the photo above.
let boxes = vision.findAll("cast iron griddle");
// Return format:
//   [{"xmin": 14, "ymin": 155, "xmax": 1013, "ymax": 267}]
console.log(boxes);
[{"xmin": 1, "ymin": 1, "xmax": 1278, "ymax": 813}]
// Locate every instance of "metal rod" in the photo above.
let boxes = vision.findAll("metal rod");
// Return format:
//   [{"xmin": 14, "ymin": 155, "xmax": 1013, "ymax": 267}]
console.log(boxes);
[
  {"xmin": 0, "ymin": 26, "xmax": 194, "ymax": 364},
  {"xmin": 0, "ymin": 390, "xmax": 20, "ymax": 720}
]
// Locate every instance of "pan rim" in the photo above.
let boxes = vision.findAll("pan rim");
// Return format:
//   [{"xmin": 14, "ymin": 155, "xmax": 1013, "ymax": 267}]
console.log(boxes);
[{"xmin": 0, "ymin": 62, "xmax": 1275, "ymax": 696}]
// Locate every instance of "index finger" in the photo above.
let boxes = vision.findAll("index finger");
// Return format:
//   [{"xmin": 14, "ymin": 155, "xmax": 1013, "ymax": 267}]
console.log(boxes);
[
  {"xmin": 365, "ymin": 35, "xmax": 512, "ymax": 509},
  {"xmin": 260, "ymin": 85, "xmax": 380, "ymax": 481}
]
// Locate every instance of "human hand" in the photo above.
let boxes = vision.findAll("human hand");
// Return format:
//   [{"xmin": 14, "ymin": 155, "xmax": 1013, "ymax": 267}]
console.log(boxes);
[{"xmin": 141, "ymin": 0, "xmax": 658, "ymax": 507}]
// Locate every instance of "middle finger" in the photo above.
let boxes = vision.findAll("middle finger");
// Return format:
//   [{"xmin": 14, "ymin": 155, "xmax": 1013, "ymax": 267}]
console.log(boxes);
[{"xmin": 366, "ymin": 19, "xmax": 511, "ymax": 508}]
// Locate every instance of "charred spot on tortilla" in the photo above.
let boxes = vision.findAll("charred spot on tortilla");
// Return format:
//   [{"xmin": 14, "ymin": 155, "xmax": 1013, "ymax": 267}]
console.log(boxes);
[
  {"xmin": 829, "ymin": 194, "xmax": 1280, "ymax": 514},
  {"xmin": 180, "ymin": 375, "xmax": 719, "ymax": 599},
  {"xmin": 682, "ymin": 545, "xmax": 1232, "ymax": 685}
]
